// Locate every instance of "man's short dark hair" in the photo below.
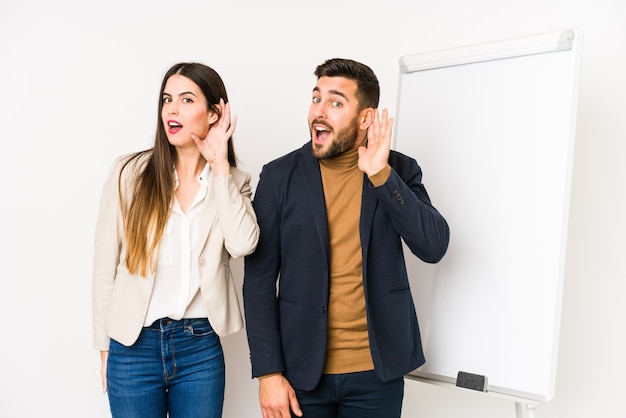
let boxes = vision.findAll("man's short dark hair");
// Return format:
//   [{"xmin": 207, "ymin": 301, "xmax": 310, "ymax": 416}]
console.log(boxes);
[{"xmin": 314, "ymin": 58, "xmax": 380, "ymax": 110}]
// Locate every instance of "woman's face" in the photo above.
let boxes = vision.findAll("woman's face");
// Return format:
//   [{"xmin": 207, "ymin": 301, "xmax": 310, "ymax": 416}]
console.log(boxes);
[{"xmin": 161, "ymin": 74, "xmax": 215, "ymax": 148}]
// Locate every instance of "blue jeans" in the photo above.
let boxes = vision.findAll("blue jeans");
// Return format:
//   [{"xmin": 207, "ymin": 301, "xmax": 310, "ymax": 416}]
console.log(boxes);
[
  {"xmin": 107, "ymin": 318, "xmax": 225, "ymax": 418},
  {"xmin": 293, "ymin": 370, "xmax": 404, "ymax": 418}
]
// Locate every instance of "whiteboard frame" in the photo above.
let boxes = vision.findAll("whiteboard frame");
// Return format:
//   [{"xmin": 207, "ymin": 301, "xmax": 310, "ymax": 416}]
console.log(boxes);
[{"xmin": 400, "ymin": 29, "xmax": 574, "ymax": 72}]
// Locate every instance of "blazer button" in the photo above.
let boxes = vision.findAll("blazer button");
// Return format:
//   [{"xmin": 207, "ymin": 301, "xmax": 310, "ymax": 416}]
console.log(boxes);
[
  {"xmin": 393, "ymin": 189, "xmax": 405, "ymax": 205},
  {"xmin": 199, "ymin": 258, "xmax": 206, "ymax": 266}
]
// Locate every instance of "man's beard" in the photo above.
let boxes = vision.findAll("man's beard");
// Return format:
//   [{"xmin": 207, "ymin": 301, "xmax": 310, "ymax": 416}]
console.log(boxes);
[{"xmin": 311, "ymin": 117, "xmax": 359, "ymax": 160}]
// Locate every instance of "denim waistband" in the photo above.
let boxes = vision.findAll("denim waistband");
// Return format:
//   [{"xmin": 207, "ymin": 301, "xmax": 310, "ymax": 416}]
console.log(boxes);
[{"xmin": 146, "ymin": 317, "xmax": 209, "ymax": 330}]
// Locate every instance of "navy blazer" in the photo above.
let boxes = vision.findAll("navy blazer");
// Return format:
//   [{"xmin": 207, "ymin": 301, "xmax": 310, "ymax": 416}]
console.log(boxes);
[{"xmin": 243, "ymin": 142, "xmax": 450, "ymax": 391}]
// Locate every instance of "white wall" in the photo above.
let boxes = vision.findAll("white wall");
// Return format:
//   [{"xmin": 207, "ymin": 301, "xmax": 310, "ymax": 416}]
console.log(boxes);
[{"xmin": 0, "ymin": 0, "xmax": 623, "ymax": 417}]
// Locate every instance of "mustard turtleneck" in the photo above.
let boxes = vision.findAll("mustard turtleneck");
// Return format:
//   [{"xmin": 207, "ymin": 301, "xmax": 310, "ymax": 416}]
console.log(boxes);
[{"xmin": 319, "ymin": 146, "xmax": 375, "ymax": 374}]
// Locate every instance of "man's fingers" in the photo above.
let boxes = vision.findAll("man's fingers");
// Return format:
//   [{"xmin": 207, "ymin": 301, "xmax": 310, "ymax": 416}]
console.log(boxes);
[{"xmin": 289, "ymin": 391, "xmax": 303, "ymax": 417}]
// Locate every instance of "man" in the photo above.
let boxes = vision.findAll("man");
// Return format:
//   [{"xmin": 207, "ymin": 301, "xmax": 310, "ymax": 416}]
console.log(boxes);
[{"xmin": 243, "ymin": 58, "xmax": 450, "ymax": 418}]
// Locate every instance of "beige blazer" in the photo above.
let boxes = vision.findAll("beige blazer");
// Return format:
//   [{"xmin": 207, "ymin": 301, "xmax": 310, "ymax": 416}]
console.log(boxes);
[{"xmin": 92, "ymin": 152, "xmax": 259, "ymax": 351}]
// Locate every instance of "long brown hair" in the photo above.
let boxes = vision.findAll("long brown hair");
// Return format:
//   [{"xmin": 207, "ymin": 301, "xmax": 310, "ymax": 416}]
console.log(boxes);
[{"xmin": 120, "ymin": 63, "xmax": 238, "ymax": 276}]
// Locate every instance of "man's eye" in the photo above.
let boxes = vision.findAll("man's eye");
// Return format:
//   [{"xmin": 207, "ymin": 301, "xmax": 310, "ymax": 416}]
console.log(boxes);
[
  {"xmin": 312, "ymin": 97, "xmax": 321, "ymax": 104},
  {"xmin": 331, "ymin": 101, "xmax": 342, "ymax": 107}
]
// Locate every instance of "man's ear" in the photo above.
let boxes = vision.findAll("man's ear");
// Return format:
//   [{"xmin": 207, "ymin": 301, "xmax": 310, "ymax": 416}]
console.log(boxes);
[{"xmin": 359, "ymin": 108, "xmax": 375, "ymax": 130}]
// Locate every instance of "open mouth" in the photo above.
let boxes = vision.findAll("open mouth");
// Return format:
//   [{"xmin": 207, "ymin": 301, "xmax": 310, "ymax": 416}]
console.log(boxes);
[
  {"xmin": 313, "ymin": 124, "xmax": 331, "ymax": 142},
  {"xmin": 168, "ymin": 120, "xmax": 183, "ymax": 134}
]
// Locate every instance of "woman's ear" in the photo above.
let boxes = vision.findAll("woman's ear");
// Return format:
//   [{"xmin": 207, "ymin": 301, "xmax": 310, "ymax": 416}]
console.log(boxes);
[
  {"xmin": 208, "ymin": 111, "xmax": 219, "ymax": 125},
  {"xmin": 359, "ymin": 108, "xmax": 375, "ymax": 130}
]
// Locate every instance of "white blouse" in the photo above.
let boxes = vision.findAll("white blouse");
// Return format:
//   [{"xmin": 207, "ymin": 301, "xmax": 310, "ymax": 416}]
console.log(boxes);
[{"xmin": 144, "ymin": 163, "xmax": 211, "ymax": 326}]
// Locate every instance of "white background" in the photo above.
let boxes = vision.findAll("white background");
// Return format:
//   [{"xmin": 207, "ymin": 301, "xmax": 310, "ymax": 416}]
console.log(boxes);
[{"xmin": 0, "ymin": 1, "xmax": 624, "ymax": 417}]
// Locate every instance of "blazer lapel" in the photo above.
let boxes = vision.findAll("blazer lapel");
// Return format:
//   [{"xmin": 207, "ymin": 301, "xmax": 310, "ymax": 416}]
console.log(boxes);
[
  {"xmin": 360, "ymin": 176, "xmax": 378, "ymax": 260},
  {"xmin": 298, "ymin": 144, "xmax": 330, "ymax": 265},
  {"xmin": 196, "ymin": 174, "xmax": 219, "ymax": 253}
]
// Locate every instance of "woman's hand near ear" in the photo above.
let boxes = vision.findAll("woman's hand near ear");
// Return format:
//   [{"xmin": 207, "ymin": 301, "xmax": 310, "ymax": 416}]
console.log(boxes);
[{"xmin": 191, "ymin": 98, "xmax": 237, "ymax": 176}]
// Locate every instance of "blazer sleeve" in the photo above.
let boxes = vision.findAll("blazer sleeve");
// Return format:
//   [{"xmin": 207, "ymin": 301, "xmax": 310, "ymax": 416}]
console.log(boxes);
[
  {"xmin": 91, "ymin": 156, "xmax": 127, "ymax": 351},
  {"xmin": 212, "ymin": 169, "xmax": 259, "ymax": 258},
  {"xmin": 242, "ymin": 164, "xmax": 286, "ymax": 378},
  {"xmin": 371, "ymin": 153, "xmax": 450, "ymax": 263}
]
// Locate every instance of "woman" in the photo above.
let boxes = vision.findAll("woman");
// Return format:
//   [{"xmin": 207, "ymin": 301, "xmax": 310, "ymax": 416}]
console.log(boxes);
[{"xmin": 92, "ymin": 62, "xmax": 259, "ymax": 418}]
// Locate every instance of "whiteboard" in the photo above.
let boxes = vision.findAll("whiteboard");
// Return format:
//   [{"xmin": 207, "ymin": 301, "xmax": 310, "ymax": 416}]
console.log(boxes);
[{"xmin": 395, "ymin": 29, "xmax": 583, "ymax": 402}]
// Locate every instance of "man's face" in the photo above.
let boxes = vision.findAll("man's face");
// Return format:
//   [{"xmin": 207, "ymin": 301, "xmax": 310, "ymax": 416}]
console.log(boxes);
[{"xmin": 308, "ymin": 76, "xmax": 362, "ymax": 159}]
